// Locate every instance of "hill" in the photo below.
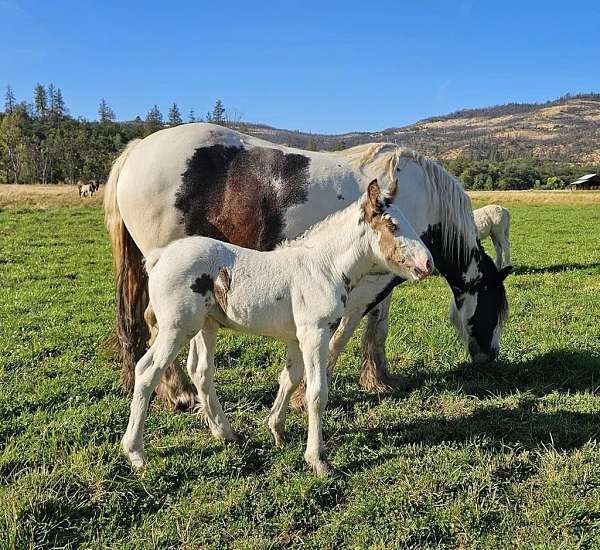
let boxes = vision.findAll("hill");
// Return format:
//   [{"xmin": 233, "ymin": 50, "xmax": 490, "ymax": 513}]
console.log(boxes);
[{"xmin": 241, "ymin": 94, "xmax": 600, "ymax": 163}]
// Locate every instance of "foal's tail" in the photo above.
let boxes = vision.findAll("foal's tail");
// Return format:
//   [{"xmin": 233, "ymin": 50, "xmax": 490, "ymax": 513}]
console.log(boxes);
[{"xmin": 104, "ymin": 139, "xmax": 147, "ymax": 394}]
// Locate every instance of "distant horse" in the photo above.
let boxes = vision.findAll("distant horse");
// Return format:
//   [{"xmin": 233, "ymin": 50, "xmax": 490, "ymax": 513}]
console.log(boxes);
[
  {"xmin": 104, "ymin": 123, "xmax": 511, "ymax": 411},
  {"xmin": 473, "ymin": 205, "xmax": 511, "ymax": 268},
  {"xmin": 78, "ymin": 180, "xmax": 100, "ymax": 198},
  {"xmin": 122, "ymin": 180, "xmax": 433, "ymax": 475}
]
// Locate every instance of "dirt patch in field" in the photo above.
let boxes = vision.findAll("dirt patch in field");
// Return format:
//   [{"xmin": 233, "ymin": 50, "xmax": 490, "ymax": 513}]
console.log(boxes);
[
  {"xmin": 0, "ymin": 184, "xmax": 104, "ymax": 208},
  {"xmin": 469, "ymin": 190, "xmax": 600, "ymax": 206}
]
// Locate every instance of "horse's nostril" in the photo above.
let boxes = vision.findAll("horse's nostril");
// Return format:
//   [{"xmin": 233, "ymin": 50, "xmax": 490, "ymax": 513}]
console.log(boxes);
[{"xmin": 425, "ymin": 258, "xmax": 432, "ymax": 273}]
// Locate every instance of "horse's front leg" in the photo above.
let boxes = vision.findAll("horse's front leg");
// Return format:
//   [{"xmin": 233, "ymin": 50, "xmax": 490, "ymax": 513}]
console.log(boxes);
[
  {"xmin": 298, "ymin": 326, "xmax": 331, "ymax": 477},
  {"xmin": 290, "ymin": 312, "xmax": 363, "ymax": 412},
  {"xmin": 360, "ymin": 293, "xmax": 407, "ymax": 391}
]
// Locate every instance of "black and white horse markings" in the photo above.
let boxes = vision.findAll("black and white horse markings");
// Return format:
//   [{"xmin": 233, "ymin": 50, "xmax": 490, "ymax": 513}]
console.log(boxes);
[{"xmin": 104, "ymin": 123, "xmax": 511, "ymax": 411}]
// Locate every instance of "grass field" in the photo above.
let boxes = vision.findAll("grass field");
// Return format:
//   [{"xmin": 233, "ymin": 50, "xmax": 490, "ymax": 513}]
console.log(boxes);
[{"xmin": 1, "ymin": 186, "xmax": 600, "ymax": 549}]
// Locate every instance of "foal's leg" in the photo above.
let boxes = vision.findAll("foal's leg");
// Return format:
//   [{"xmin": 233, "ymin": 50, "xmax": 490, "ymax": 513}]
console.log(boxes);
[
  {"xmin": 268, "ymin": 342, "xmax": 304, "ymax": 445},
  {"xmin": 122, "ymin": 329, "xmax": 185, "ymax": 468},
  {"xmin": 359, "ymin": 294, "xmax": 406, "ymax": 391},
  {"xmin": 145, "ymin": 303, "xmax": 199, "ymax": 412},
  {"xmin": 187, "ymin": 322, "xmax": 240, "ymax": 443},
  {"xmin": 298, "ymin": 327, "xmax": 331, "ymax": 476},
  {"xmin": 290, "ymin": 312, "xmax": 362, "ymax": 411}
]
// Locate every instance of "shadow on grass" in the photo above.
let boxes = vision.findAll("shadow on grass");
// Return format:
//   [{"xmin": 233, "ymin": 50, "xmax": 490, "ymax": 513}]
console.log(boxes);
[{"xmin": 512, "ymin": 262, "xmax": 600, "ymax": 275}]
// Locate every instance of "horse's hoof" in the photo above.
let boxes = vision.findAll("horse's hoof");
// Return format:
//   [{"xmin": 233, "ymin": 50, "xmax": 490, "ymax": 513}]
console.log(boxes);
[
  {"xmin": 307, "ymin": 458, "xmax": 333, "ymax": 477},
  {"xmin": 268, "ymin": 422, "xmax": 285, "ymax": 447},
  {"xmin": 358, "ymin": 361, "xmax": 409, "ymax": 393},
  {"xmin": 126, "ymin": 450, "xmax": 147, "ymax": 470}
]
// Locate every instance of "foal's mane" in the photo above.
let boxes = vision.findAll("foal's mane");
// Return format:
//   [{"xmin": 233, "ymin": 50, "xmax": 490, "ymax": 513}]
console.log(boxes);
[
  {"xmin": 277, "ymin": 201, "xmax": 364, "ymax": 249},
  {"xmin": 336, "ymin": 143, "xmax": 478, "ymax": 263}
]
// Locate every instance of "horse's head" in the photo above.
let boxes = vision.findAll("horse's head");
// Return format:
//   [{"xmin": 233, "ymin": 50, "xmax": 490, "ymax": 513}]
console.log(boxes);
[
  {"xmin": 449, "ymin": 247, "xmax": 512, "ymax": 363},
  {"xmin": 363, "ymin": 179, "xmax": 433, "ymax": 282}
]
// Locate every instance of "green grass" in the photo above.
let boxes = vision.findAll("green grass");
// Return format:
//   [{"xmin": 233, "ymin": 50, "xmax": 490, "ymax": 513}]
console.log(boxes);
[{"xmin": 1, "ymin": 198, "xmax": 600, "ymax": 549}]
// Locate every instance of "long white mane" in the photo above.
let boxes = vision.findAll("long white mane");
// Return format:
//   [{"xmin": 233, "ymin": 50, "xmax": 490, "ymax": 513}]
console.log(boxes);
[{"xmin": 336, "ymin": 143, "xmax": 478, "ymax": 262}]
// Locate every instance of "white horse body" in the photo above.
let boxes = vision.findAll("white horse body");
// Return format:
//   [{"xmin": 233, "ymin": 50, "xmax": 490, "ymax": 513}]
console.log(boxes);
[
  {"xmin": 473, "ymin": 204, "xmax": 511, "ymax": 268},
  {"xmin": 106, "ymin": 123, "xmax": 510, "ymax": 410},
  {"xmin": 122, "ymin": 182, "xmax": 433, "ymax": 475}
]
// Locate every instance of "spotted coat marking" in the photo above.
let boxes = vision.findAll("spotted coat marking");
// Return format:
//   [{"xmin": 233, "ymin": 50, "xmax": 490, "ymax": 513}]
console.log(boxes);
[{"xmin": 175, "ymin": 144, "xmax": 311, "ymax": 251}]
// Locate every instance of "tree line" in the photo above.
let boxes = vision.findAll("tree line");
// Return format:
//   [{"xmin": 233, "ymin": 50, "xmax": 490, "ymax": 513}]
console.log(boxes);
[
  {"xmin": 0, "ymin": 84, "xmax": 235, "ymax": 184},
  {"xmin": 1, "ymin": 83, "xmax": 597, "ymax": 189}
]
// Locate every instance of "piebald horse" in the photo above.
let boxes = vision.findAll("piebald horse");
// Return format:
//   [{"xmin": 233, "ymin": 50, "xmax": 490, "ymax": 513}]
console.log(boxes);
[
  {"xmin": 122, "ymin": 181, "xmax": 433, "ymax": 475},
  {"xmin": 104, "ymin": 123, "xmax": 511, "ymax": 410}
]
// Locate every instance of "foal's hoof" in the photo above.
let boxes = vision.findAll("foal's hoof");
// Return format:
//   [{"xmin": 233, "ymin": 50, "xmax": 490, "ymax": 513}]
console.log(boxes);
[
  {"xmin": 268, "ymin": 423, "xmax": 285, "ymax": 447},
  {"xmin": 307, "ymin": 458, "xmax": 334, "ymax": 477},
  {"xmin": 125, "ymin": 449, "xmax": 147, "ymax": 470},
  {"xmin": 216, "ymin": 430, "xmax": 245, "ymax": 446}
]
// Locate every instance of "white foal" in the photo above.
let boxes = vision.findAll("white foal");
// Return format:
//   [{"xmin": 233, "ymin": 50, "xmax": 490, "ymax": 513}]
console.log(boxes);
[
  {"xmin": 122, "ymin": 180, "xmax": 433, "ymax": 475},
  {"xmin": 473, "ymin": 204, "xmax": 511, "ymax": 268}
]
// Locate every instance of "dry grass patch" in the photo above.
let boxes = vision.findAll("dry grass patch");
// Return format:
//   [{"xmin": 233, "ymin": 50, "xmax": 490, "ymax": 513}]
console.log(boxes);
[
  {"xmin": 0, "ymin": 184, "xmax": 104, "ymax": 209},
  {"xmin": 469, "ymin": 189, "xmax": 600, "ymax": 206}
]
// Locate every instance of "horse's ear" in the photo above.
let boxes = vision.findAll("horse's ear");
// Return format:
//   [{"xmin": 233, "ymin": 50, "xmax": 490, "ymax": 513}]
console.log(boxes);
[
  {"xmin": 498, "ymin": 265, "xmax": 513, "ymax": 282},
  {"xmin": 367, "ymin": 179, "xmax": 380, "ymax": 207}
]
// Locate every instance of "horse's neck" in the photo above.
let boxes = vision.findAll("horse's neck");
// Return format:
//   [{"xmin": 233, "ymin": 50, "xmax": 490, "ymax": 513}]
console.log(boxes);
[
  {"xmin": 421, "ymin": 223, "xmax": 479, "ymax": 289},
  {"xmin": 301, "ymin": 206, "xmax": 376, "ymax": 286}
]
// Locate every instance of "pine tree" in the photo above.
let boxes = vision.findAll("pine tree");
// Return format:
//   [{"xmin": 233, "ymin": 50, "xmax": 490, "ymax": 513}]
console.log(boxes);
[
  {"xmin": 4, "ymin": 85, "xmax": 16, "ymax": 113},
  {"xmin": 210, "ymin": 99, "xmax": 226, "ymax": 124},
  {"xmin": 52, "ymin": 88, "xmax": 66, "ymax": 117},
  {"xmin": 98, "ymin": 98, "xmax": 116, "ymax": 123},
  {"xmin": 306, "ymin": 137, "xmax": 318, "ymax": 151},
  {"xmin": 144, "ymin": 105, "xmax": 163, "ymax": 136},
  {"xmin": 168, "ymin": 103, "xmax": 182, "ymax": 126},
  {"xmin": 188, "ymin": 108, "xmax": 196, "ymax": 123},
  {"xmin": 33, "ymin": 84, "xmax": 48, "ymax": 117},
  {"xmin": 146, "ymin": 105, "xmax": 163, "ymax": 125}
]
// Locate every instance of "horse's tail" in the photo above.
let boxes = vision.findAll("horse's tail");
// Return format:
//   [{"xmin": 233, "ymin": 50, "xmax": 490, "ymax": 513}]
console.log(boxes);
[{"xmin": 104, "ymin": 138, "xmax": 147, "ymax": 394}]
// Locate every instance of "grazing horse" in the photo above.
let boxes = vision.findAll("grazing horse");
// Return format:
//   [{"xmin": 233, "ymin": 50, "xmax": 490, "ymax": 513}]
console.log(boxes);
[
  {"xmin": 122, "ymin": 180, "xmax": 433, "ymax": 475},
  {"xmin": 78, "ymin": 180, "xmax": 100, "ymax": 198},
  {"xmin": 104, "ymin": 123, "xmax": 511, "ymax": 411},
  {"xmin": 473, "ymin": 205, "xmax": 511, "ymax": 268}
]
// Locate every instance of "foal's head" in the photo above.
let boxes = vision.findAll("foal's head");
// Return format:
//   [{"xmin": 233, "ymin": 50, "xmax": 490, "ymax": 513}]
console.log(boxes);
[{"xmin": 362, "ymin": 179, "xmax": 433, "ymax": 282}]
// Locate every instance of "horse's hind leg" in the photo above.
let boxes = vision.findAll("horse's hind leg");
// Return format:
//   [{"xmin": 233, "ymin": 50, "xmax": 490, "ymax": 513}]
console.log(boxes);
[
  {"xmin": 187, "ymin": 321, "xmax": 240, "ymax": 443},
  {"xmin": 145, "ymin": 303, "xmax": 198, "ymax": 412},
  {"xmin": 122, "ymin": 329, "xmax": 185, "ymax": 468},
  {"xmin": 268, "ymin": 342, "xmax": 304, "ymax": 445}
]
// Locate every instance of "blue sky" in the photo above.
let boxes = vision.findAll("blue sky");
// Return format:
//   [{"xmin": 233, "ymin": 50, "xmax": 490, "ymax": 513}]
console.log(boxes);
[{"xmin": 1, "ymin": 0, "xmax": 599, "ymax": 133}]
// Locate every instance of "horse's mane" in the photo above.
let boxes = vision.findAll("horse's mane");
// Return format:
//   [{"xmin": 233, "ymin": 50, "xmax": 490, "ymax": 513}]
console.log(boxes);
[{"xmin": 336, "ymin": 143, "xmax": 478, "ymax": 263}]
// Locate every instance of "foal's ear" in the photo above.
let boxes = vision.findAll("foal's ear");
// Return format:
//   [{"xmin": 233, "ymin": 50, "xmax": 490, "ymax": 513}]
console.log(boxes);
[
  {"xmin": 367, "ymin": 179, "xmax": 381, "ymax": 206},
  {"xmin": 498, "ymin": 265, "xmax": 513, "ymax": 282}
]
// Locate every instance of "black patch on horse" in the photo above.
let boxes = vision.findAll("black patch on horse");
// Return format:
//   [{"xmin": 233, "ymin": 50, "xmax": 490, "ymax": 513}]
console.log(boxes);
[
  {"xmin": 175, "ymin": 144, "xmax": 311, "ymax": 251},
  {"xmin": 191, "ymin": 274, "xmax": 214, "ymax": 295},
  {"xmin": 362, "ymin": 276, "xmax": 404, "ymax": 316}
]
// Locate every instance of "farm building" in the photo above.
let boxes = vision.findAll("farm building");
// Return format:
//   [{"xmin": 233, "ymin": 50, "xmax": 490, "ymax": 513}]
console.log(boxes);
[{"xmin": 569, "ymin": 173, "xmax": 600, "ymax": 190}]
